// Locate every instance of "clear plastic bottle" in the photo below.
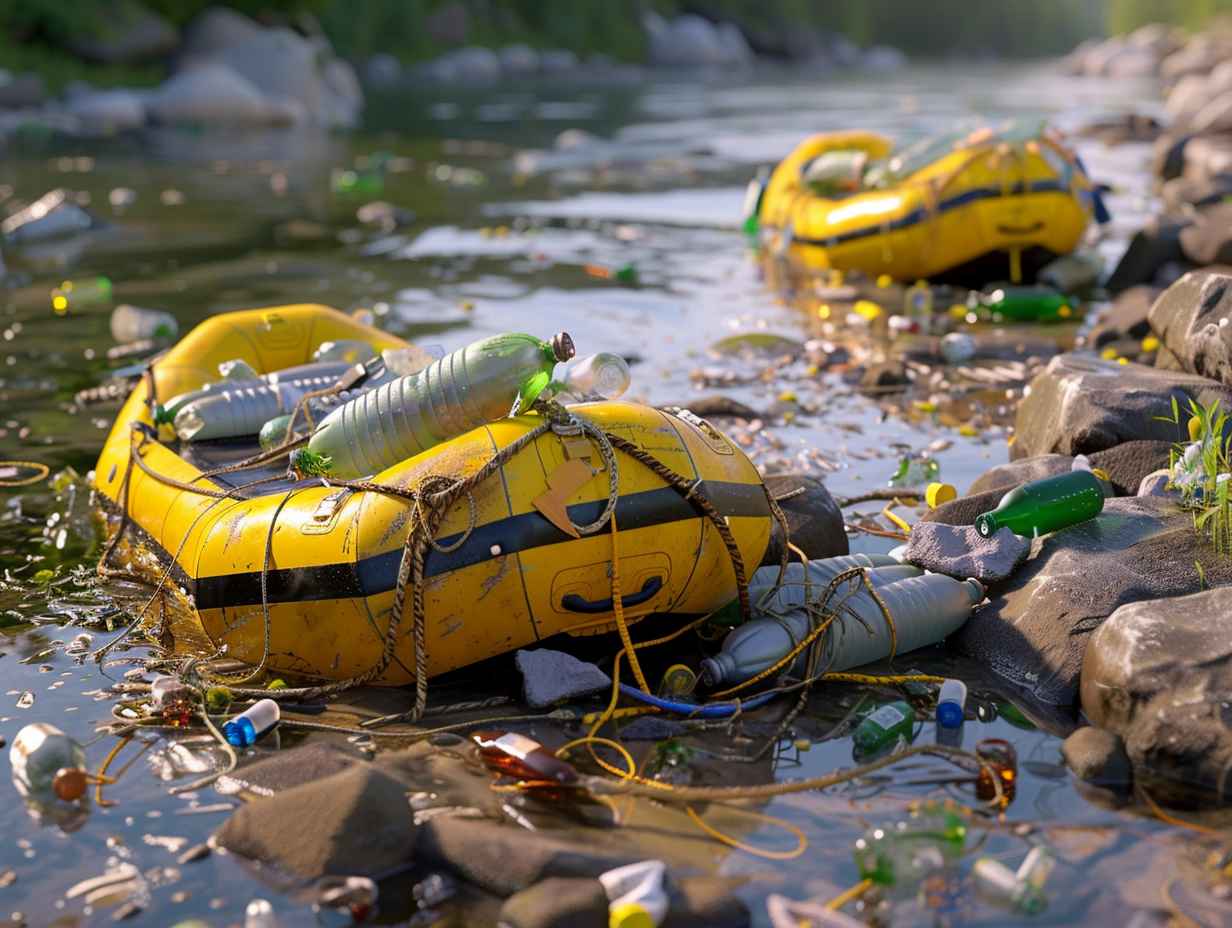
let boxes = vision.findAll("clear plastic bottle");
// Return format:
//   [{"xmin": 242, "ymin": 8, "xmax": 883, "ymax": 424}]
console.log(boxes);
[
  {"xmin": 110, "ymin": 303, "xmax": 177, "ymax": 343},
  {"xmin": 600, "ymin": 860, "xmax": 669, "ymax": 928},
  {"xmin": 306, "ymin": 332, "xmax": 575, "ymax": 479},
  {"xmin": 699, "ymin": 574, "xmax": 984, "ymax": 687},
  {"xmin": 888, "ymin": 456, "xmax": 940, "ymax": 488},
  {"xmin": 936, "ymin": 679, "xmax": 967, "ymax": 729},
  {"xmin": 10, "ymin": 723, "xmax": 88, "ymax": 801},
  {"xmin": 224, "ymin": 699, "xmax": 280, "ymax": 748},
  {"xmin": 854, "ymin": 805, "xmax": 966, "ymax": 890},
  {"xmin": 156, "ymin": 360, "xmax": 356, "ymax": 425},
  {"xmin": 972, "ymin": 857, "xmax": 1047, "ymax": 913},
  {"xmin": 556, "ymin": 352, "xmax": 631, "ymax": 401}
]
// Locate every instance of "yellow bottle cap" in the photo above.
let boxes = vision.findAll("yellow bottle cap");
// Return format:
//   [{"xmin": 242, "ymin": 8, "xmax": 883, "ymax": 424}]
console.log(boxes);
[
  {"xmin": 853, "ymin": 299, "xmax": 883, "ymax": 320},
  {"xmin": 1141, "ymin": 335, "xmax": 1160, "ymax": 353},
  {"xmin": 610, "ymin": 902, "xmax": 656, "ymax": 928},
  {"xmin": 925, "ymin": 482, "xmax": 957, "ymax": 508},
  {"xmin": 876, "ymin": 274, "xmax": 893, "ymax": 288}
]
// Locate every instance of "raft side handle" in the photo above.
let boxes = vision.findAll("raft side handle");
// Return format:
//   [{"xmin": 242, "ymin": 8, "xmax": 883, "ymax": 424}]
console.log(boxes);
[{"xmin": 561, "ymin": 576, "xmax": 663, "ymax": 614}]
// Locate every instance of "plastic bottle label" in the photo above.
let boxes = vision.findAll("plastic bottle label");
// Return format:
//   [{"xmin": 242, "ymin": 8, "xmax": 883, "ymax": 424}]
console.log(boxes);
[{"xmin": 866, "ymin": 704, "xmax": 907, "ymax": 730}]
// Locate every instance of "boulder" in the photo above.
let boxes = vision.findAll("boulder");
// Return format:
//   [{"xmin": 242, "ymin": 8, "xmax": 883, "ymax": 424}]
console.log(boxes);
[
  {"xmin": 761, "ymin": 472, "xmax": 847, "ymax": 564},
  {"xmin": 180, "ymin": 6, "xmax": 264, "ymax": 61},
  {"xmin": 1147, "ymin": 269, "xmax": 1232, "ymax": 383},
  {"xmin": 1081, "ymin": 37, "xmax": 1127, "ymax": 76},
  {"xmin": 1161, "ymin": 173, "xmax": 1232, "ymax": 212},
  {"xmin": 0, "ymin": 73, "xmax": 46, "ymax": 109},
  {"xmin": 1179, "ymin": 203, "xmax": 1232, "ymax": 266},
  {"xmin": 1062, "ymin": 727, "xmax": 1132, "ymax": 788},
  {"xmin": 1011, "ymin": 353, "xmax": 1232, "ymax": 459},
  {"xmin": 1182, "ymin": 134, "xmax": 1232, "ymax": 186},
  {"xmin": 967, "ymin": 454, "xmax": 1074, "ymax": 496},
  {"xmin": 499, "ymin": 44, "xmax": 541, "ymax": 75},
  {"xmin": 1161, "ymin": 36, "xmax": 1228, "ymax": 83},
  {"xmin": 1064, "ymin": 38, "xmax": 1102, "ymax": 75},
  {"xmin": 1082, "ymin": 588, "xmax": 1232, "ymax": 798},
  {"xmin": 365, "ymin": 53, "xmax": 401, "ymax": 87},
  {"xmin": 540, "ymin": 50, "xmax": 579, "ymax": 73},
  {"xmin": 425, "ymin": 47, "xmax": 503, "ymax": 83},
  {"xmin": 955, "ymin": 496, "xmax": 1232, "ymax": 705},
  {"xmin": 66, "ymin": 89, "xmax": 147, "ymax": 133},
  {"xmin": 1105, "ymin": 218, "xmax": 1188, "ymax": 294},
  {"xmin": 148, "ymin": 64, "xmax": 298, "ymax": 126},
  {"xmin": 1105, "ymin": 47, "xmax": 1158, "ymax": 78},
  {"xmin": 1165, "ymin": 74, "xmax": 1209, "ymax": 124},
  {"xmin": 919, "ymin": 488, "xmax": 1003, "ymax": 528},
  {"xmin": 498, "ymin": 878, "xmax": 609, "ymax": 928},
  {"xmin": 1087, "ymin": 286, "xmax": 1160, "ymax": 348},
  {"xmin": 1088, "ymin": 440, "xmax": 1175, "ymax": 496},
  {"xmin": 67, "ymin": 0, "xmax": 178, "ymax": 64},
  {"xmin": 215, "ymin": 763, "xmax": 418, "ymax": 880},
  {"xmin": 515, "ymin": 649, "xmax": 610, "ymax": 708},
  {"xmin": 644, "ymin": 13, "xmax": 750, "ymax": 68},
  {"xmin": 1190, "ymin": 91, "xmax": 1232, "ymax": 134}
]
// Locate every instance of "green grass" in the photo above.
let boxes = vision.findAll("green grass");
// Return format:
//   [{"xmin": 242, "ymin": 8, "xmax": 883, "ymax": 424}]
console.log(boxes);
[
  {"xmin": 0, "ymin": 35, "xmax": 164, "ymax": 94},
  {"xmin": 1162, "ymin": 396, "xmax": 1232, "ymax": 554}
]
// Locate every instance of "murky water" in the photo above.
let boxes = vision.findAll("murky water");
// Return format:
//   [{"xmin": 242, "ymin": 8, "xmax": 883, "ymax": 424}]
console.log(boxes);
[{"xmin": 0, "ymin": 62, "xmax": 1225, "ymax": 926}]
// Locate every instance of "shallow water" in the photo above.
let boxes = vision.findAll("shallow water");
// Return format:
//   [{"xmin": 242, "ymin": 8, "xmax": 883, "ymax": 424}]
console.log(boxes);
[{"xmin": 0, "ymin": 62, "xmax": 1225, "ymax": 926}]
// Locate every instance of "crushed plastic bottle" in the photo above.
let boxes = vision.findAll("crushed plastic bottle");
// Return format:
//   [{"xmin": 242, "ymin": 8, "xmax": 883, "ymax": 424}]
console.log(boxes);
[
  {"xmin": 10, "ymin": 723, "xmax": 88, "ymax": 801},
  {"xmin": 51, "ymin": 276, "xmax": 112, "ymax": 314},
  {"xmin": 223, "ymin": 699, "xmax": 280, "ymax": 748},
  {"xmin": 888, "ymin": 455, "xmax": 940, "ymax": 488},
  {"xmin": 975, "ymin": 470, "xmax": 1104, "ymax": 538},
  {"xmin": 973, "ymin": 856, "xmax": 1047, "ymax": 914},
  {"xmin": 305, "ymin": 332, "xmax": 574, "ymax": 479},
  {"xmin": 600, "ymin": 860, "xmax": 669, "ymax": 928},
  {"xmin": 852, "ymin": 700, "xmax": 916, "ymax": 758},
  {"xmin": 854, "ymin": 804, "xmax": 966, "ymax": 890},
  {"xmin": 110, "ymin": 304, "xmax": 177, "ymax": 343},
  {"xmin": 555, "ymin": 352, "xmax": 631, "ymax": 401},
  {"xmin": 701, "ymin": 573, "xmax": 983, "ymax": 686}
]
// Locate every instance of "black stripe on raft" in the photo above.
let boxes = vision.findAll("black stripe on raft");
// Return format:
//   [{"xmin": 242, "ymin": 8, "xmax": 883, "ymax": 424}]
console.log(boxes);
[
  {"xmin": 790, "ymin": 180, "xmax": 1071, "ymax": 249},
  {"xmin": 192, "ymin": 480, "xmax": 769, "ymax": 610}
]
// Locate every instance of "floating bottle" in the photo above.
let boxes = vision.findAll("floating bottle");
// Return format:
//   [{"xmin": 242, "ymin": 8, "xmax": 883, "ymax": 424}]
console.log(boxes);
[
  {"xmin": 974, "ymin": 470, "xmax": 1104, "ymax": 539},
  {"xmin": 853, "ymin": 804, "xmax": 966, "ymax": 889},
  {"xmin": 10, "ymin": 723, "xmax": 88, "ymax": 801},
  {"xmin": 852, "ymin": 700, "xmax": 916, "ymax": 758},
  {"xmin": 740, "ymin": 553, "xmax": 922, "ymax": 620},
  {"xmin": 150, "ymin": 675, "xmax": 194, "ymax": 727},
  {"xmin": 110, "ymin": 304, "xmax": 177, "ymax": 343},
  {"xmin": 156, "ymin": 359, "xmax": 356, "ymax": 425},
  {"xmin": 600, "ymin": 860, "xmax": 669, "ymax": 928},
  {"xmin": 741, "ymin": 166, "xmax": 769, "ymax": 239},
  {"xmin": 975, "ymin": 737, "xmax": 1018, "ymax": 805},
  {"xmin": 472, "ymin": 730, "xmax": 578, "ymax": 784},
  {"xmin": 973, "ymin": 285, "xmax": 1074, "ymax": 323},
  {"xmin": 306, "ymin": 332, "xmax": 575, "ymax": 479},
  {"xmin": 175, "ymin": 357, "xmax": 392, "ymax": 442},
  {"xmin": 700, "ymin": 574, "xmax": 984, "ymax": 687},
  {"xmin": 223, "ymin": 699, "xmax": 280, "ymax": 748},
  {"xmin": 556, "ymin": 352, "xmax": 631, "ymax": 401},
  {"xmin": 936, "ymin": 679, "xmax": 967, "ymax": 730},
  {"xmin": 888, "ymin": 456, "xmax": 940, "ymax": 488},
  {"xmin": 52, "ymin": 276, "xmax": 112, "ymax": 314},
  {"xmin": 972, "ymin": 857, "xmax": 1047, "ymax": 914},
  {"xmin": 585, "ymin": 263, "xmax": 639, "ymax": 285}
]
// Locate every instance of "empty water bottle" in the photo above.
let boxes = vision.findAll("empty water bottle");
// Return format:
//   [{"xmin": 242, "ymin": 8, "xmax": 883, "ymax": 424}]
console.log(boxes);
[
  {"xmin": 110, "ymin": 304, "xmax": 177, "ymax": 343},
  {"xmin": 10, "ymin": 723, "xmax": 88, "ymax": 801},
  {"xmin": 600, "ymin": 860, "xmax": 669, "ymax": 928},
  {"xmin": 556, "ymin": 352, "xmax": 631, "ymax": 400},
  {"xmin": 306, "ymin": 332, "xmax": 575, "ymax": 478},
  {"xmin": 156, "ymin": 360, "xmax": 356, "ymax": 425},
  {"xmin": 854, "ymin": 804, "xmax": 966, "ymax": 890},
  {"xmin": 852, "ymin": 700, "xmax": 916, "ymax": 758},
  {"xmin": 224, "ymin": 699, "xmax": 280, "ymax": 748},
  {"xmin": 972, "ymin": 857, "xmax": 1047, "ymax": 913}
]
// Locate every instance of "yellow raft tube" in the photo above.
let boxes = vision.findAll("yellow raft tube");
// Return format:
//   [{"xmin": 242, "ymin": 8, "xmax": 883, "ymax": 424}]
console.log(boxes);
[
  {"xmin": 754, "ymin": 125, "xmax": 1099, "ymax": 282},
  {"xmin": 93, "ymin": 304, "xmax": 773, "ymax": 684}
]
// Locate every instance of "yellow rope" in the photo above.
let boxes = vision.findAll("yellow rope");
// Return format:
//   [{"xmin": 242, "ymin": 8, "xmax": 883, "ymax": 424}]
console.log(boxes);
[
  {"xmin": 93, "ymin": 735, "xmax": 131, "ymax": 807},
  {"xmin": 609, "ymin": 511, "xmax": 650, "ymax": 694},
  {"xmin": 0, "ymin": 460, "xmax": 50, "ymax": 487},
  {"xmin": 881, "ymin": 498, "xmax": 914, "ymax": 536},
  {"xmin": 825, "ymin": 878, "xmax": 873, "ymax": 911},
  {"xmin": 820, "ymin": 671, "xmax": 946, "ymax": 686}
]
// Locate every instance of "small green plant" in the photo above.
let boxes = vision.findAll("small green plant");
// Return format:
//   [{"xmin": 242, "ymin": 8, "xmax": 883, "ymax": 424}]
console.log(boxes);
[{"xmin": 1160, "ymin": 396, "xmax": 1232, "ymax": 554}]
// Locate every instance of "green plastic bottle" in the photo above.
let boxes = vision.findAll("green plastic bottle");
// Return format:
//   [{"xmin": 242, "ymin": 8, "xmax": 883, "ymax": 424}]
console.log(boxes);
[
  {"xmin": 853, "ymin": 803, "xmax": 966, "ymax": 889},
  {"xmin": 974, "ymin": 470, "xmax": 1104, "ymax": 539},
  {"xmin": 852, "ymin": 700, "xmax": 916, "ymax": 758},
  {"xmin": 975, "ymin": 285, "xmax": 1075, "ymax": 323},
  {"xmin": 888, "ymin": 456, "xmax": 940, "ymax": 488},
  {"xmin": 305, "ymin": 332, "xmax": 575, "ymax": 478}
]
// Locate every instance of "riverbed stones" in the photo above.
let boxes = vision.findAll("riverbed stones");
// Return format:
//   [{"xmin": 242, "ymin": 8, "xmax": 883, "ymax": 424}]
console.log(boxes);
[
  {"xmin": 66, "ymin": 1, "xmax": 178, "ymax": 64},
  {"xmin": 1089, "ymin": 440, "xmax": 1175, "ymax": 496},
  {"xmin": 955, "ymin": 496, "xmax": 1232, "ymax": 705},
  {"xmin": 1179, "ymin": 204, "xmax": 1232, "ymax": 266},
  {"xmin": 1087, "ymin": 286, "xmax": 1160, "ymax": 348},
  {"xmin": 903, "ymin": 522, "xmax": 1029, "ymax": 583},
  {"xmin": 761, "ymin": 472, "xmax": 847, "ymax": 564},
  {"xmin": 967, "ymin": 454, "xmax": 1074, "ymax": 495},
  {"xmin": 1011, "ymin": 354, "xmax": 1232, "ymax": 459},
  {"xmin": 1147, "ymin": 269, "xmax": 1232, "ymax": 383},
  {"xmin": 1082, "ymin": 588, "xmax": 1232, "ymax": 798},
  {"xmin": 1062, "ymin": 727, "xmax": 1132, "ymax": 788},
  {"xmin": 1105, "ymin": 218, "xmax": 1188, "ymax": 293},
  {"xmin": 147, "ymin": 64, "xmax": 297, "ymax": 126},
  {"xmin": 515, "ymin": 649, "xmax": 610, "ymax": 708}
]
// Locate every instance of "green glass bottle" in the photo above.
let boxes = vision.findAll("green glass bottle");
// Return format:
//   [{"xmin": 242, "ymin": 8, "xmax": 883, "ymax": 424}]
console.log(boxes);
[
  {"xmin": 975, "ymin": 285, "xmax": 1075, "ymax": 323},
  {"xmin": 852, "ymin": 700, "xmax": 916, "ymax": 758},
  {"xmin": 974, "ymin": 470, "xmax": 1104, "ymax": 539}
]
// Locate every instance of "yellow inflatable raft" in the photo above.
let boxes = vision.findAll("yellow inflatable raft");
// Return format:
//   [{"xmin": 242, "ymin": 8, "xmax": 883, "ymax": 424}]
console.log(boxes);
[
  {"xmin": 752, "ymin": 123, "xmax": 1101, "ymax": 282},
  {"xmin": 93, "ymin": 304, "xmax": 773, "ymax": 684}
]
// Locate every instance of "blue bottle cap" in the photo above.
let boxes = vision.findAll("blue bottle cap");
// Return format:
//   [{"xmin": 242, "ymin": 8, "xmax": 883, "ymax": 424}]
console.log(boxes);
[{"xmin": 937, "ymin": 702, "xmax": 964, "ymax": 729}]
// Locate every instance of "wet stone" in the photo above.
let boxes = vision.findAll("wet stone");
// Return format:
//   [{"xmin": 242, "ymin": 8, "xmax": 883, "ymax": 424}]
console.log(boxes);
[
  {"xmin": 1062, "ymin": 727, "xmax": 1132, "ymax": 788},
  {"xmin": 761, "ymin": 473, "xmax": 847, "ymax": 564},
  {"xmin": 1147, "ymin": 268, "xmax": 1232, "ymax": 385},
  {"xmin": 497, "ymin": 877, "xmax": 609, "ymax": 928},
  {"xmin": 1088, "ymin": 441, "xmax": 1175, "ymax": 496},
  {"xmin": 967, "ymin": 454, "xmax": 1074, "ymax": 496},
  {"xmin": 1087, "ymin": 286, "xmax": 1161, "ymax": 349},
  {"xmin": 516, "ymin": 648, "xmax": 610, "ymax": 708}
]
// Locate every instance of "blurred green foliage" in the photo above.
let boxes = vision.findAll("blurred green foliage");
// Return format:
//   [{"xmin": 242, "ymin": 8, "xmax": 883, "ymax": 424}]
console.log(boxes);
[{"xmin": 1107, "ymin": 0, "xmax": 1232, "ymax": 30}]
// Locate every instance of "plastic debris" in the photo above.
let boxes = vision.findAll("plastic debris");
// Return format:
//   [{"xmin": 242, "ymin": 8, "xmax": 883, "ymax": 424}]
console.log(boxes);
[
  {"xmin": 585, "ymin": 263, "xmax": 639, "ymax": 285},
  {"xmin": 936, "ymin": 679, "xmax": 967, "ymax": 729},
  {"xmin": 973, "ymin": 285, "xmax": 1074, "ymax": 323},
  {"xmin": 940, "ymin": 332, "xmax": 976, "ymax": 364},
  {"xmin": 853, "ymin": 803, "xmax": 966, "ymax": 890},
  {"xmin": 925, "ymin": 482, "xmax": 957, "ymax": 508},
  {"xmin": 11, "ymin": 723, "xmax": 87, "ymax": 801},
  {"xmin": 2, "ymin": 189, "xmax": 95, "ymax": 243},
  {"xmin": 223, "ymin": 699, "xmax": 280, "ymax": 748},
  {"xmin": 53, "ymin": 277, "xmax": 112, "ymax": 314},
  {"xmin": 556, "ymin": 352, "xmax": 631, "ymax": 400},
  {"xmin": 600, "ymin": 860, "xmax": 669, "ymax": 928},
  {"xmin": 412, "ymin": 873, "xmax": 456, "ymax": 910},
  {"xmin": 888, "ymin": 455, "xmax": 940, "ymax": 488},
  {"xmin": 150, "ymin": 675, "xmax": 194, "ymax": 727},
  {"xmin": 975, "ymin": 470, "xmax": 1104, "ymax": 538},
  {"xmin": 973, "ymin": 854, "xmax": 1048, "ymax": 914},
  {"xmin": 110, "ymin": 304, "xmax": 177, "ymax": 343},
  {"xmin": 975, "ymin": 738, "xmax": 1018, "ymax": 805},
  {"xmin": 244, "ymin": 898, "xmax": 281, "ymax": 928},
  {"xmin": 852, "ymin": 700, "xmax": 916, "ymax": 759}
]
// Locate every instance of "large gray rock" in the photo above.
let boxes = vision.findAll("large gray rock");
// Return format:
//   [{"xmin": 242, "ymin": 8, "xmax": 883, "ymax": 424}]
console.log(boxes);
[
  {"xmin": 0, "ymin": 73, "xmax": 46, "ymax": 109},
  {"xmin": 1148, "ymin": 269, "xmax": 1232, "ymax": 383},
  {"xmin": 1179, "ymin": 203, "xmax": 1232, "ymax": 266},
  {"xmin": 967, "ymin": 454, "xmax": 1074, "ymax": 496},
  {"xmin": 66, "ymin": 89, "xmax": 147, "ymax": 132},
  {"xmin": 644, "ymin": 13, "xmax": 751, "ymax": 67},
  {"xmin": 1191, "ymin": 91, "xmax": 1232, "ymax": 134},
  {"xmin": 1105, "ymin": 218, "xmax": 1188, "ymax": 293},
  {"xmin": 498, "ymin": 878, "xmax": 609, "ymax": 928},
  {"xmin": 1088, "ymin": 440, "xmax": 1175, "ymax": 496},
  {"xmin": 1087, "ymin": 286, "xmax": 1161, "ymax": 349},
  {"xmin": 67, "ymin": 1, "xmax": 178, "ymax": 64},
  {"xmin": 1182, "ymin": 134, "xmax": 1232, "ymax": 186},
  {"xmin": 1062, "ymin": 727, "xmax": 1132, "ymax": 788},
  {"xmin": 515, "ymin": 649, "xmax": 610, "ymax": 708},
  {"xmin": 1082, "ymin": 588, "xmax": 1232, "ymax": 798},
  {"xmin": 955, "ymin": 497, "xmax": 1232, "ymax": 705},
  {"xmin": 424, "ymin": 46, "xmax": 503, "ymax": 83},
  {"xmin": 180, "ymin": 6, "xmax": 265, "ymax": 60},
  {"xmin": 148, "ymin": 64, "xmax": 300, "ymax": 126},
  {"xmin": 761, "ymin": 473, "xmax": 847, "ymax": 565},
  {"xmin": 1011, "ymin": 353, "xmax": 1232, "ymax": 459}
]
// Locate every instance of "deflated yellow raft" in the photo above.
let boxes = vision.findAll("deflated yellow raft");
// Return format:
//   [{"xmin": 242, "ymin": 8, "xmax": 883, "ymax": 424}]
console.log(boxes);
[
  {"xmin": 754, "ymin": 123, "xmax": 1099, "ymax": 282},
  {"xmin": 93, "ymin": 304, "xmax": 773, "ymax": 684}
]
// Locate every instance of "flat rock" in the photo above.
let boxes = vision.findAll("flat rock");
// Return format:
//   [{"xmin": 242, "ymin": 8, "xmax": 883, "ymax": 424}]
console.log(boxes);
[
  {"xmin": 498, "ymin": 877, "xmax": 608, "ymax": 928},
  {"xmin": 515, "ymin": 648, "xmax": 610, "ymax": 708},
  {"xmin": 919, "ymin": 488, "xmax": 1003, "ymax": 528},
  {"xmin": 1088, "ymin": 440, "xmax": 1175, "ymax": 496},
  {"xmin": 1062, "ymin": 727, "xmax": 1132, "ymax": 788},
  {"xmin": 1182, "ymin": 134, "xmax": 1232, "ymax": 186},
  {"xmin": 1012, "ymin": 353, "xmax": 1232, "ymax": 459},
  {"xmin": 1087, "ymin": 286, "xmax": 1161, "ymax": 349},
  {"xmin": 0, "ymin": 73, "xmax": 46, "ymax": 109},
  {"xmin": 1082, "ymin": 588, "xmax": 1232, "ymax": 799},
  {"xmin": 1179, "ymin": 203, "xmax": 1232, "ymax": 265},
  {"xmin": 215, "ymin": 742, "xmax": 363, "ymax": 797},
  {"xmin": 761, "ymin": 473, "xmax": 847, "ymax": 565},
  {"xmin": 904, "ymin": 522, "xmax": 1029, "ymax": 583},
  {"xmin": 1105, "ymin": 218, "xmax": 1188, "ymax": 294},
  {"xmin": 955, "ymin": 497, "xmax": 1232, "ymax": 705},
  {"xmin": 66, "ymin": 89, "xmax": 147, "ymax": 132},
  {"xmin": 967, "ymin": 454, "xmax": 1074, "ymax": 496},
  {"xmin": 215, "ymin": 763, "xmax": 418, "ymax": 880},
  {"xmin": 1147, "ymin": 269, "xmax": 1232, "ymax": 384}
]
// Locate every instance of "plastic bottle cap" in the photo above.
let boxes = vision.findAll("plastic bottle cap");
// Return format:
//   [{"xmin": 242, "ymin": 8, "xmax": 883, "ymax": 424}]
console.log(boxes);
[
  {"xmin": 925, "ymin": 483, "xmax": 956, "ymax": 508},
  {"xmin": 609, "ymin": 901, "xmax": 657, "ymax": 928},
  {"xmin": 937, "ymin": 702, "xmax": 964, "ymax": 729},
  {"xmin": 52, "ymin": 767, "xmax": 88, "ymax": 801}
]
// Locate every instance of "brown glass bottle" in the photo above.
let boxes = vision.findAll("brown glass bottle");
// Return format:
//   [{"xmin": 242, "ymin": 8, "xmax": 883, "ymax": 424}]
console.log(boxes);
[{"xmin": 472, "ymin": 730, "xmax": 579, "ymax": 784}]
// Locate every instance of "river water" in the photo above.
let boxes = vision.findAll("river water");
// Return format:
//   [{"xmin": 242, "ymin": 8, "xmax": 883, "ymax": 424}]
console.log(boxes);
[{"xmin": 0, "ymin": 61, "xmax": 1226, "ymax": 926}]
